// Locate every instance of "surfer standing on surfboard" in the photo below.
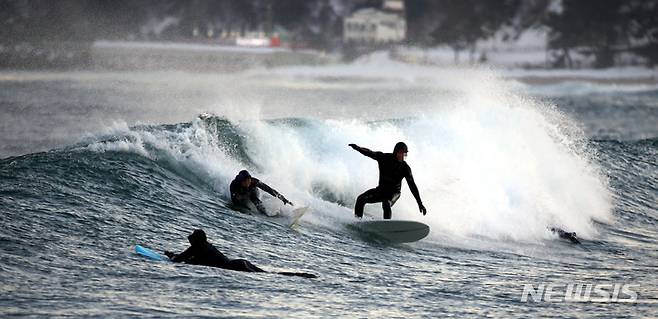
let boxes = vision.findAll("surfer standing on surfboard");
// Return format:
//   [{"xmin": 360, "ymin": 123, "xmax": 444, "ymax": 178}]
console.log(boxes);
[
  {"xmin": 230, "ymin": 170, "xmax": 293, "ymax": 215},
  {"xmin": 349, "ymin": 142, "xmax": 427, "ymax": 219}
]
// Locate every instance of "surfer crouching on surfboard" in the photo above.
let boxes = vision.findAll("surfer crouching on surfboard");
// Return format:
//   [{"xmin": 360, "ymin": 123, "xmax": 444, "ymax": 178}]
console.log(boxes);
[
  {"xmin": 230, "ymin": 170, "xmax": 293, "ymax": 215},
  {"xmin": 165, "ymin": 229, "xmax": 316, "ymax": 278},
  {"xmin": 349, "ymin": 142, "xmax": 427, "ymax": 219}
]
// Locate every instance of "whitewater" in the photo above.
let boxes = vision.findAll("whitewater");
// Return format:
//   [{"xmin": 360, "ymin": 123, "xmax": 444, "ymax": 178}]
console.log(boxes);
[{"xmin": 1, "ymin": 54, "xmax": 656, "ymax": 317}]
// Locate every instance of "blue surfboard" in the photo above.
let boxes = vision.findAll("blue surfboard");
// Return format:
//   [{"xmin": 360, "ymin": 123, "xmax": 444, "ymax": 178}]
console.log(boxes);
[{"xmin": 135, "ymin": 245, "xmax": 165, "ymax": 261}]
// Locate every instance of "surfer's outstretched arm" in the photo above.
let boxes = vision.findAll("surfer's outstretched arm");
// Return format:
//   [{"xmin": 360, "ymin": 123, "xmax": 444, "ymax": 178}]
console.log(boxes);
[
  {"xmin": 166, "ymin": 247, "xmax": 194, "ymax": 263},
  {"xmin": 405, "ymin": 168, "xmax": 427, "ymax": 215},
  {"xmin": 256, "ymin": 180, "xmax": 293, "ymax": 205},
  {"xmin": 348, "ymin": 144, "xmax": 383, "ymax": 160}
]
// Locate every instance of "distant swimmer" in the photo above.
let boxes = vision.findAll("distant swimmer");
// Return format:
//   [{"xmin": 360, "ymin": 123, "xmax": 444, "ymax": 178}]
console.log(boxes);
[
  {"xmin": 349, "ymin": 142, "xmax": 427, "ymax": 219},
  {"xmin": 230, "ymin": 170, "xmax": 293, "ymax": 215},
  {"xmin": 165, "ymin": 229, "xmax": 316, "ymax": 278},
  {"xmin": 550, "ymin": 227, "xmax": 581, "ymax": 244}
]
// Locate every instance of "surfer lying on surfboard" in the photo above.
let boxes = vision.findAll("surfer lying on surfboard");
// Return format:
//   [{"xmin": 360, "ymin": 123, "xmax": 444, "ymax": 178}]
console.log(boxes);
[
  {"xmin": 349, "ymin": 142, "xmax": 427, "ymax": 219},
  {"xmin": 230, "ymin": 170, "xmax": 293, "ymax": 215},
  {"xmin": 165, "ymin": 229, "xmax": 316, "ymax": 278}
]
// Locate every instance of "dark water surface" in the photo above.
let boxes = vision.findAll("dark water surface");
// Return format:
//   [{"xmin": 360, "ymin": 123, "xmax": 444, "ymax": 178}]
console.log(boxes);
[{"xmin": 1, "ymin": 69, "xmax": 656, "ymax": 317}]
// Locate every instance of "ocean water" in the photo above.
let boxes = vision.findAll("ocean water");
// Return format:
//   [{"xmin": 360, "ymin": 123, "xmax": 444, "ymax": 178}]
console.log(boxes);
[{"xmin": 1, "ymin": 58, "xmax": 657, "ymax": 317}]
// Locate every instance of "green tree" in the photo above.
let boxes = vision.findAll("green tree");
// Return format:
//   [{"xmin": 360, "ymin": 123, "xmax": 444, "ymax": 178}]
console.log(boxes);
[
  {"xmin": 547, "ymin": 0, "xmax": 628, "ymax": 68},
  {"xmin": 427, "ymin": 0, "xmax": 521, "ymax": 63},
  {"xmin": 624, "ymin": 0, "xmax": 658, "ymax": 66}
]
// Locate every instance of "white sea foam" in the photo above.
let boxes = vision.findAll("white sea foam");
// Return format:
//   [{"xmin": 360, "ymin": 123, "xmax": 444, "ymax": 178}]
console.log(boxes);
[
  {"xmin": 86, "ymin": 57, "xmax": 614, "ymax": 244},
  {"xmin": 239, "ymin": 93, "xmax": 613, "ymax": 242}
]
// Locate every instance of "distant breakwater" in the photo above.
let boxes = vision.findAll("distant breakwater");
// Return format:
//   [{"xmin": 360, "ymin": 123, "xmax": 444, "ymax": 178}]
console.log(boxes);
[
  {"xmin": 0, "ymin": 40, "xmax": 331, "ymax": 72},
  {"xmin": 90, "ymin": 41, "xmax": 331, "ymax": 72}
]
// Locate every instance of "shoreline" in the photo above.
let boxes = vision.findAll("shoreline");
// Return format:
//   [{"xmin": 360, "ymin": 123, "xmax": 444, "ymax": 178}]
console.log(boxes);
[
  {"xmin": 509, "ymin": 75, "xmax": 658, "ymax": 85},
  {"xmin": 1, "ymin": 67, "xmax": 657, "ymax": 86},
  {"xmin": 499, "ymin": 67, "xmax": 658, "ymax": 85}
]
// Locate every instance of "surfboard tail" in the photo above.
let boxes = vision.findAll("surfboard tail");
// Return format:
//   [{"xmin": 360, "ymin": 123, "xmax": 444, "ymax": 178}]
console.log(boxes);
[{"xmin": 277, "ymin": 271, "xmax": 317, "ymax": 279}]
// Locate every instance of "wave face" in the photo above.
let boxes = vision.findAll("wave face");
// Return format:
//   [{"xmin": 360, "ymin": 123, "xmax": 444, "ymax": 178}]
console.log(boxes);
[
  {"xmin": 81, "ymin": 100, "xmax": 613, "ymax": 243},
  {"xmin": 1, "ymin": 58, "xmax": 656, "ymax": 317}
]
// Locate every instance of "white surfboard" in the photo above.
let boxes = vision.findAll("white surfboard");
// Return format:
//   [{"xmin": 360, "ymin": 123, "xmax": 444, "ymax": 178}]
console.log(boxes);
[
  {"xmin": 289, "ymin": 206, "xmax": 310, "ymax": 229},
  {"xmin": 357, "ymin": 220, "xmax": 430, "ymax": 243}
]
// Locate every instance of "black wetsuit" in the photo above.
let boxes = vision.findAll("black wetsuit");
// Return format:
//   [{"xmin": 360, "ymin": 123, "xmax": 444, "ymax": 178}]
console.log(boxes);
[
  {"xmin": 550, "ymin": 227, "xmax": 581, "ymax": 244},
  {"xmin": 353, "ymin": 146, "xmax": 423, "ymax": 219},
  {"xmin": 171, "ymin": 241, "xmax": 265, "ymax": 272},
  {"xmin": 230, "ymin": 177, "xmax": 283, "ymax": 214},
  {"xmin": 168, "ymin": 229, "xmax": 316, "ymax": 278}
]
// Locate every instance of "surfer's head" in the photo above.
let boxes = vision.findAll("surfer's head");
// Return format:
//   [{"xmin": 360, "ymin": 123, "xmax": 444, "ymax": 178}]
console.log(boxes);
[
  {"xmin": 237, "ymin": 170, "xmax": 252, "ymax": 187},
  {"xmin": 188, "ymin": 229, "xmax": 207, "ymax": 246},
  {"xmin": 393, "ymin": 142, "xmax": 408, "ymax": 161}
]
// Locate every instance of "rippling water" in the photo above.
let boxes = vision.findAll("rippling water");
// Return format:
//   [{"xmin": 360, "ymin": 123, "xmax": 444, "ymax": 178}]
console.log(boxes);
[{"xmin": 1, "ymin": 61, "xmax": 657, "ymax": 317}]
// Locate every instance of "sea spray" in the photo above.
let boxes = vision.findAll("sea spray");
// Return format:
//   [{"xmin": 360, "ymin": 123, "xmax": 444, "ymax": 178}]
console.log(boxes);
[
  {"xmin": 85, "ymin": 101, "xmax": 613, "ymax": 243},
  {"xmin": 81, "ymin": 55, "xmax": 613, "ymax": 243}
]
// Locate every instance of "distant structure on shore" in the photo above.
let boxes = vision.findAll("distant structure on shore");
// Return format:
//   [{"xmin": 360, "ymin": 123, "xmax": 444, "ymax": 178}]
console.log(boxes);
[{"xmin": 343, "ymin": 0, "xmax": 406, "ymax": 45}]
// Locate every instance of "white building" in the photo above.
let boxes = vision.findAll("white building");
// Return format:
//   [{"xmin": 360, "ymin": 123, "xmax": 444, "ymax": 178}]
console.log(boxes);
[
  {"xmin": 343, "ymin": 8, "xmax": 406, "ymax": 44},
  {"xmin": 382, "ymin": 0, "xmax": 404, "ymax": 12}
]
